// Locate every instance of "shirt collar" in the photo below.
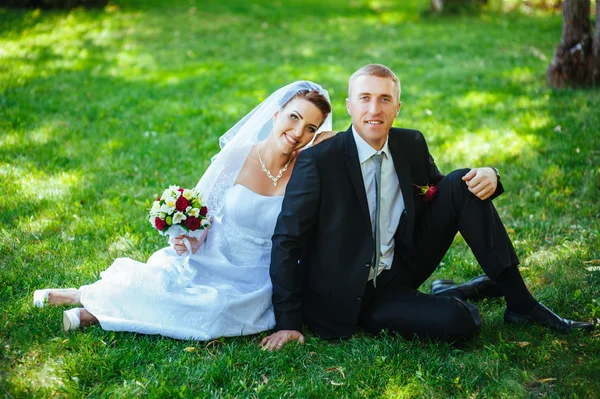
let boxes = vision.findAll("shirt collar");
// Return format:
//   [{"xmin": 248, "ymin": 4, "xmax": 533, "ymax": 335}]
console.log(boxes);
[{"xmin": 352, "ymin": 125, "xmax": 390, "ymax": 164}]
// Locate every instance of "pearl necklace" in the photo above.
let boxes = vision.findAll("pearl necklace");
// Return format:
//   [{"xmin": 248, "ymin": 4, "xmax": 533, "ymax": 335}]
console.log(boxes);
[{"xmin": 257, "ymin": 142, "xmax": 292, "ymax": 186}]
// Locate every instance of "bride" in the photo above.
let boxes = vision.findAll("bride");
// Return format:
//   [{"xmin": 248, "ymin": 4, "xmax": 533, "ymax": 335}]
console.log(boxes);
[{"xmin": 34, "ymin": 81, "xmax": 332, "ymax": 340}]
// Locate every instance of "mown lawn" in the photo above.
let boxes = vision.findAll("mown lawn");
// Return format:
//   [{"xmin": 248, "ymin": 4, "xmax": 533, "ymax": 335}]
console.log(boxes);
[{"xmin": 1, "ymin": 0, "xmax": 599, "ymax": 397}]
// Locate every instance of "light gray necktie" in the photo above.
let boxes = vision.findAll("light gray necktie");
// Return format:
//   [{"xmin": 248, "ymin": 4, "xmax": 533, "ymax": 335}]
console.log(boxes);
[{"xmin": 372, "ymin": 153, "xmax": 383, "ymax": 287}]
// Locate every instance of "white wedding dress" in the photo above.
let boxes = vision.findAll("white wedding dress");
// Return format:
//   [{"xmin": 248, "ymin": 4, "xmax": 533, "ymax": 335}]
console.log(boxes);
[{"xmin": 79, "ymin": 184, "xmax": 282, "ymax": 340}]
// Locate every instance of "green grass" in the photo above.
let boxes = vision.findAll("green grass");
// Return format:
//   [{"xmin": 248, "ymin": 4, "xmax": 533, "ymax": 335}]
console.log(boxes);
[{"xmin": 1, "ymin": 0, "xmax": 599, "ymax": 397}]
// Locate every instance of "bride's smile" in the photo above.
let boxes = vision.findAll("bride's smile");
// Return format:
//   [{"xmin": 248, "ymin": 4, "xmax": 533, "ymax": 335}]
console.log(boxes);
[{"xmin": 271, "ymin": 97, "xmax": 325, "ymax": 155}]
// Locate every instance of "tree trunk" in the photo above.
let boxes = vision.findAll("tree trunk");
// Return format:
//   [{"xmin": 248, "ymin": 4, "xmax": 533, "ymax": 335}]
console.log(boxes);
[
  {"xmin": 547, "ymin": 0, "xmax": 594, "ymax": 87},
  {"xmin": 593, "ymin": 0, "xmax": 600, "ymax": 84}
]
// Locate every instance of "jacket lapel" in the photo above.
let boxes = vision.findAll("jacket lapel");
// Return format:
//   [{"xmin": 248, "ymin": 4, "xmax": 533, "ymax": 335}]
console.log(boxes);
[
  {"xmin": 388, "ymin": 132, "xmax": 414, "ymax": 249},
  {"xmin": 343, "ymin": 127, "xmax": 372, "ymax": 230}
]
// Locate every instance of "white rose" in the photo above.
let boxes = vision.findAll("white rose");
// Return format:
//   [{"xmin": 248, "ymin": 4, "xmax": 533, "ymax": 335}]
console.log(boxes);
[
  {"xmin": 160, "ymin": 204, "xmax": 172, "ymax": 214},
  {"xmin": 188, "ymin": 208, "xmax": 200, "ymax": 217},
  {"xmin": 172, "ymin": 211, "xmax": 187, "ymax": 225},
  {"xmin": 183, "ymin": 189, "xmax": 194, "ymax": 200},
  {"xmin": 150, "ymin": 201, "xmax": 161, "ymax": 214},
  {"xmin": 164, "ymin": 197, "xmax": 176, "ymax": 209}
]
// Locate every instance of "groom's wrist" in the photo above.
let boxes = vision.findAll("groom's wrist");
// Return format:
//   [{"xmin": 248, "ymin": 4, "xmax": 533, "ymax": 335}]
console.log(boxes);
[
  {"xmin": 491, "ymin": 167, "xmax": 501, "ymax": 183},
  {"xmin": 274, "ymin": 312, "xmax": 302, "ymax": 332}
]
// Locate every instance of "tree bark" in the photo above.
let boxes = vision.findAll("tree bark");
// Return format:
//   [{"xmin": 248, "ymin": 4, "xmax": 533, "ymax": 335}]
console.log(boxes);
[
  {"xmin": 593, "ymin": 0, "xmax": 600, "ymax": 84},
  {"xmin": 547, "ymin": 0, "xmax": 593, "ymax": 87}
]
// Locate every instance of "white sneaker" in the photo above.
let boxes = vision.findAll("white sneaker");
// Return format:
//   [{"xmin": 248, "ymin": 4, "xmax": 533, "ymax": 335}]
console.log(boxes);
[
  {"xmin": 63, "ymin": 308, "xmax": 81, "ymax": 331},
  {"xmin": 33, "ymin": 288, "xmax": 78, "ymax": 307}
]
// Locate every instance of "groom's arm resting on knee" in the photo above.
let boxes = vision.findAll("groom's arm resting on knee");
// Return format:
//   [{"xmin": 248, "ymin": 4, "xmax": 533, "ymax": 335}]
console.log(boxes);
[
  {"xmin": 461, "ymin": 167, "xmax": 502, "ymax": 201},
  {"xmin": 265, "ymin": 152, "xmax": 321, "ymax": 350}
]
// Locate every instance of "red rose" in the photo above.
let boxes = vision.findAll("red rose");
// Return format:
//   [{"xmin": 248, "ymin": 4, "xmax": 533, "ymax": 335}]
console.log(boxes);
[
  {"xmin": 200, "ymin": 206, "xmax": 208, "ymax": 217},
  {"xmin": 176, "ymin": 196, "xmax": 190, "ymax": 211},
  {"xmin": 184, "ymin": 216, "xmax": 201, "ymax": 231},
  {"xmin": 155, "ymin": 217, "xmax": 168, "ymax": 231},
  {"xmin": 413, "ymin": 183, "xmax": 438, "ymax": 203},
  {"xmin": 423, "ymin": 185, "xmax": 438, "ymax": 202}
]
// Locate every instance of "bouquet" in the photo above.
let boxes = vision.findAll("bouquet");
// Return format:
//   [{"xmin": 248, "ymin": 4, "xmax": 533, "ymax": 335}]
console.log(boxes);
[
  {"xmin": 149, "ymin": 185, "xmax": 210, "ymax": 237},
  {"xmin": 149, "ymin": 185, "xmax": 211, "ymax": 285}
]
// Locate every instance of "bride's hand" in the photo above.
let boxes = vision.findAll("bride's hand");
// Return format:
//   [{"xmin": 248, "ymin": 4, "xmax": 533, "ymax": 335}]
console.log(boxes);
[
  {"xmin": 173, "ymin": 229, "xmax": 208, "ymax": 256},
  {"xmin": 293, "ymin": 131, "xmax": 336, "ymax": 157},
  {"xmin": 311, "ymin": 130, "xmax": 336, "ymax": 146}
]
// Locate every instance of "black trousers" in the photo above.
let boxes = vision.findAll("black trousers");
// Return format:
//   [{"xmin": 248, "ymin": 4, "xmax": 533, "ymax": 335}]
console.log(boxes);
[{"xmin": 358, "ymin": 169, "xmax": 519, "ymax": 341}]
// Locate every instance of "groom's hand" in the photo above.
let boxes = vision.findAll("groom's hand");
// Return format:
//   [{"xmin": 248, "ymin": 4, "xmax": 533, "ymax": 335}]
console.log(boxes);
[
  {"xmin": 462, "ymin": 167, "xmax": 498, "ymax": 200},
  {"xmin": 260, "ymin": 330, "xmax": 305, "ymax": 351}
]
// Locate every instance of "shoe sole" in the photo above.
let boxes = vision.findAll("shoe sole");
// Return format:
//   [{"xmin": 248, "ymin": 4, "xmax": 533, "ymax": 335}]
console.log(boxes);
[{"xmin": 63, "ymin": 312, "xmax": 72, "ymax": 332}]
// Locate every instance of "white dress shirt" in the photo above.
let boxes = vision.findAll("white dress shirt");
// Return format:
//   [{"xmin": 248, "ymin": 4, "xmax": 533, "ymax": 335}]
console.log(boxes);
[{"xmin": 352, "ymin": 127, "xmax": 405, "ymax": 280}]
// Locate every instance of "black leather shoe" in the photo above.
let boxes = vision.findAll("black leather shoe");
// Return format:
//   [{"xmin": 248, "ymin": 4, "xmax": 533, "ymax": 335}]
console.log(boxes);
[
  {"xmin": 504, "ymin": 303, "xmax": 595, "ymax": 333},
  {"xmin": 431, "ymin": 275, "xmax": 502, "ymax": 301}
]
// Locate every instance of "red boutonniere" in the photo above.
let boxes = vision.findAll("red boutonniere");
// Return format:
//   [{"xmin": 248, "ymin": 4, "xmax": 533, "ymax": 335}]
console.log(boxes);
[{"xmin": 413, "ymin": 184, "xmax": 438, "ymax": 202}]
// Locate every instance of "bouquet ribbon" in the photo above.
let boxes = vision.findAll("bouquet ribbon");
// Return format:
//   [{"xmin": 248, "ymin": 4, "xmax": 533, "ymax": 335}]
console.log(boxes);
[{"xmin": 167, "ymin": 225, "xmax": 207, "ymax": 286}]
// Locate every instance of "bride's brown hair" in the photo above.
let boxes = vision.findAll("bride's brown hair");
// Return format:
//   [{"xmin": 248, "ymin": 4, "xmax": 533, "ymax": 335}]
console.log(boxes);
[{"xmin": 283, "ymin": 89, "xmax": 331, "ymax": 121}]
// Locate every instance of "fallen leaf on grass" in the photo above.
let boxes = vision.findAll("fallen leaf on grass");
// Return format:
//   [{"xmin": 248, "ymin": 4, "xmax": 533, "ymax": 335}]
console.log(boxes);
[
  {"xmin": 325, "ymin": 367, "xmax": 346, "ymax": 379},
  {"xmin": 206, "ymin": 339, "xmax": 223, "ymax": 347},
  {"xmin": 537, "ymin": 378, "xmax": 556, "ymax": 383},
  {"xmin": 325, "ymin": 367, "xmax": 346, "ymax": 386},
  {"xmin": 184, "ymin": 347, "xmax": 196, "ymax": 352},
  {"xmin": 583, "ymin": 259, "xmax": 600, "ymax": 265},
  {"xmin": 586, "ymin": 266, "xmax": 600, "ymax": 272},
  {"xmin": 262, "ymin": 374, "xmax": 268, "ymax": 384},
  {"xmin": 516, "ymin": 342, "xmax": 530, "ymax": 348},
  {"xmin": 205, "ymin": 339, "xmax": 224, "ymax": 357}
]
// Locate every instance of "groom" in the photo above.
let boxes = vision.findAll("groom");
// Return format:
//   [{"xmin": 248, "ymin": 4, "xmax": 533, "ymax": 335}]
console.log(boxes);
[{"xmin": 261, "ymin": 64, "xmax": 593, "ymax": 350}]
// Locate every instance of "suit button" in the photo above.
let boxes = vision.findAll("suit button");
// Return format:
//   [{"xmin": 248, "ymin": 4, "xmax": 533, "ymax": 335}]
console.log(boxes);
[
  {"xmin": 357, "ymin": 296, "xmax": 362, "ymax": 302},
  {"xmin": 365, "ymin": 262, "xmax": 370, "ymax": 268}
]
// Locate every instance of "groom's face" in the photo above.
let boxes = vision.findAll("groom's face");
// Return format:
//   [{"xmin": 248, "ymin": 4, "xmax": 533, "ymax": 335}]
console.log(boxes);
[{"xmin": 346, "ymin": 75, "xmax": 401, "ymax": 150}]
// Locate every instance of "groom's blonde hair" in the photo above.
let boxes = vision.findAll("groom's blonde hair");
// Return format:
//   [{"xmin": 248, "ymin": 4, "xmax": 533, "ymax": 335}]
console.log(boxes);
[{"xmin": 348, "ymin": 64, "xmax": 401, "ymax": 100}]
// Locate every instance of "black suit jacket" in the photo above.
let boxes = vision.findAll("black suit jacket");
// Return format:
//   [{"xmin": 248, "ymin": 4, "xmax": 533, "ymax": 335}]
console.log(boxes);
[{"xmin": 270, "ymin": 126, "xmax": 501, "ymax": 339}]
